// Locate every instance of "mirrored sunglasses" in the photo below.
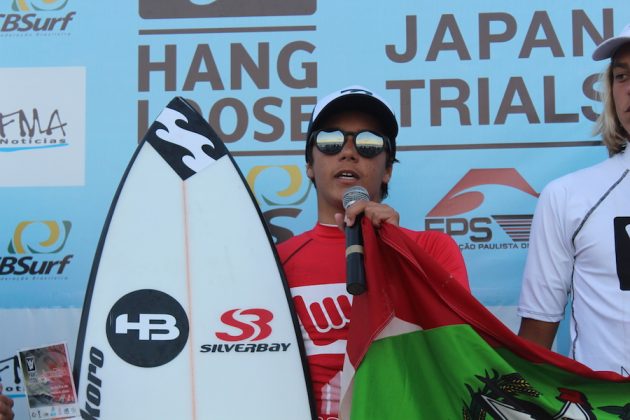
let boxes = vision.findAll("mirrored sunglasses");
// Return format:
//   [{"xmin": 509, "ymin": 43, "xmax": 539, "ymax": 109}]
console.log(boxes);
[{"xmin": 311, "ymin": 129, "xmax": 389, "ymax": 158}]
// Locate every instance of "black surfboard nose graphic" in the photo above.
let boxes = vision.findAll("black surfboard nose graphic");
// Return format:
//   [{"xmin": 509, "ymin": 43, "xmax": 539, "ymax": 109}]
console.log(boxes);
[
  {"xmin": 614, "ymin": 217, "xmax": 630, "ymax": 291},
  {"xmin": 146, "ymin": 97, "xmax": 227, "ymax": 180}
]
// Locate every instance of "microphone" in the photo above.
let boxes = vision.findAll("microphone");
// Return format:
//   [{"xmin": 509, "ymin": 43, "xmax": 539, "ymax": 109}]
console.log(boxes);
[{"xmin": 343, "ymin": 186, "xmax": 370, "ymax": 295}]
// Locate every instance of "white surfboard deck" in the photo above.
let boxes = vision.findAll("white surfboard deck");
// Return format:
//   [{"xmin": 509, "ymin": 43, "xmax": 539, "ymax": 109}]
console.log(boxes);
[{"xmin": 74, "ymin": 97, "xmax": 315, "ymax": 419}]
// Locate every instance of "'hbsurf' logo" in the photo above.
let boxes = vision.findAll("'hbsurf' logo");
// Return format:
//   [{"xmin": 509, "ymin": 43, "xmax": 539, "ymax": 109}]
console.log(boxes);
[
  {"xmin": 1, "ymin": 0, "xmax": 76, "ymax": 36},
  {"xmin": 0, "ymin": 220, "xmax": 74, "ymax": 279}
]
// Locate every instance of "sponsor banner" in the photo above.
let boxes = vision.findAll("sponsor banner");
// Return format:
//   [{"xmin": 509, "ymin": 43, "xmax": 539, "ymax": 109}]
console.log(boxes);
[
  {"xmin": 0, "ymin": 219, "xmax": 86, "ymax": 309},
  {"xmin": 0, "ymin": 1, "xmax": 629, "ymax": 366},
  {"xmin": 0, "ymin": 307, "xmax": 81, "ymax": 420},
  {"xmin": 0, "ymin": 66, "xmax": 85, "ymax": 187}
]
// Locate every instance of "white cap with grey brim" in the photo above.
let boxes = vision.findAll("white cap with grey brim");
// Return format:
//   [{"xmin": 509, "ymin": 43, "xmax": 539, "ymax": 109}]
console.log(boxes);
[
  {"xmin": 592, "ymin": 23, "xmax": 630, "ymax": 61},
  {"xmin": 305, "ymin": 85, "xmax": 398, "ymax": 162}
]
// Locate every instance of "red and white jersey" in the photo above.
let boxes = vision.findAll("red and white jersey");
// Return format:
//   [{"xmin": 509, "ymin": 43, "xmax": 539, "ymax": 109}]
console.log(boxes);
[
  {"xmin": 278, "ymin": 223, "xmax": 469, "ymax": 419},
  {"xmin": 518, "ymin": 145, "xmax": 630, "ymax": 375}
]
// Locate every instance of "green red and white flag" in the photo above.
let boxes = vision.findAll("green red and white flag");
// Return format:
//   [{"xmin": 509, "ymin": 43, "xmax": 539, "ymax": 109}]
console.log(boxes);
[{"xmin": 340, "ymin": 222, "xmax": 630, "ymax": 419}]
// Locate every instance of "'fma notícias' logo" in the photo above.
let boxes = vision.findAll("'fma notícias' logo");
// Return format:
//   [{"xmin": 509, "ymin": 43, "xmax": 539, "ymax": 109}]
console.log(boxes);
[
  {"xmin": 139, "ymin": 0, "xmax": 316, "ymax": 19},
  {"xmin": 106, "ymin": 289, "xmax": 189, "ymax": 368},
  {"xmin": 1, "ymin": 0, "xmax": 75, "ymax": 35},
  {"xmin": 0, "ymin": 67, "xmax": 85, "ymax": 187},
  {"xmin": 0, "ymin": 106, "xmax": 68, "ymax": 152},
  {"xmin": 425, "ymin": 169, "xmax": 539, "ymax": 252},
  {"xmin": 0, "ymin": 220, "xmax": 73, "ymax": 279},
  {"xmin": 201, "ymin": 308, "xmax": 291, "ymax": 353}
]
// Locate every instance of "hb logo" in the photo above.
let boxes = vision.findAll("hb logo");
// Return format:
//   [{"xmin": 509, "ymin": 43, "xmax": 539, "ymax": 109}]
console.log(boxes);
[
  {"xmin": 614, "ymin": 217, "xmax": 630, "ymax": 291},
  {"xmin": 106, "ymin": 289, "xmax": 189, "ymax": 367},
  {"xmin": 215, "ymin": 308, "xmax": 273, "ymax": 341},
  {"xmin": 139, "ymin": 0, "xmax": 316, "ymax": 19},
  {"xmin": 115, "ymin": 314, "xmax": 180, "ymax": 341}
]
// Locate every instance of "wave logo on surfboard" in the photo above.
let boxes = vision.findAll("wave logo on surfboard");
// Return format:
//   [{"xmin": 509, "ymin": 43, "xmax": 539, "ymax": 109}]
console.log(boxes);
[
  {"xmin": 146, "ymin": 99, "xmax": 228, "ymax": 180},
  {"xmin": 105, "ymin": 289, "xmax": 189, "ymax": 367},
  {"xmin": 200, "ymin": 308, "xmax": 292, "ymax": 354}
]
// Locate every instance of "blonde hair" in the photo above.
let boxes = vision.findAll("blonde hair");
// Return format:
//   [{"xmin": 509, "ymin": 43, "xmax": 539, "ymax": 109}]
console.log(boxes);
[{"xmin": 593, "ymin": 63, "xmax": 629, "ymax": 156}]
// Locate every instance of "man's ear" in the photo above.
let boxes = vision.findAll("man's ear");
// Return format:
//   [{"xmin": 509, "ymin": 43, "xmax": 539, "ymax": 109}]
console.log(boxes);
[
  {"xmin": 382, "ymin": 164, "xmax": 393, "ymax": 184},
  {"xmin": 306, "ymin": 162, "xmax": 314, "ymax": 181}
]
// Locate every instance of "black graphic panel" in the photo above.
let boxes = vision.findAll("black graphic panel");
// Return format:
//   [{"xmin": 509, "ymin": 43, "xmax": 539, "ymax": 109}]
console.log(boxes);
[
  {"xmin": 144, "ymin": 97, "xmax": 228, "ymax": 180},
  {"xmin": 614, "ymin": 217, "xmax": 630, "ymax": 291}
]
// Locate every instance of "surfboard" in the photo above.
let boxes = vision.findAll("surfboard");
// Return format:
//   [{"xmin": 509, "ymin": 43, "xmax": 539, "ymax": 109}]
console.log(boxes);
[{"xmin": 73, "ymin": 97, "xmax": 315, "ymax": 419}]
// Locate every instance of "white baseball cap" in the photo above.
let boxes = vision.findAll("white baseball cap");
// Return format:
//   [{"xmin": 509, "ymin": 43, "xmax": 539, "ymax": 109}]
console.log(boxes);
[
  {"xmin": 592, "ymin": 23, "xmax": 630, "ymax": 61},
  {"xmin": 305, "ymin": 85, "xmax": 398, "ymax": 162}
]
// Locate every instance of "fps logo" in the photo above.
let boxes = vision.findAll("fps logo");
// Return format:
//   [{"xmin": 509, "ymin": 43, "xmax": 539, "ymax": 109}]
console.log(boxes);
[
  {"xmin": 106, "ymin": 289, "xmax": 189, "ymax": 368},
  {"xmin": 1, "ymin": 220, "xmax": 73, "ymax": 278},
  {"xmin": 2, "ymin": 0, "xmax": 76, "ymax": 34},
  {"xmin": 139, "ymin": 0, "xmax": 316, "ymax": 19},
  {"xmin": 247, "ymin": 165, "xmax": 313, "ymax": 243},
  {"xmin": 425, "ymin": 169, "xmax": 539, "ymax": 250}
]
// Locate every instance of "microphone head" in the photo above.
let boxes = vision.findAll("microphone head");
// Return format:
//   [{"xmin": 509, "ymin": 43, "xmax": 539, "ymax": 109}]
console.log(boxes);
[{"xmin": 343, "ymin": 186, "xmax": 370, "ymax": 209}]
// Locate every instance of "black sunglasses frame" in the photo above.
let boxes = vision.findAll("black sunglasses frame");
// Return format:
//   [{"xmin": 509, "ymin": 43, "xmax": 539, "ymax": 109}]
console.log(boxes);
[{"xmin": 309, "ymin": 128, "xmax": 391, "ymax": 159}]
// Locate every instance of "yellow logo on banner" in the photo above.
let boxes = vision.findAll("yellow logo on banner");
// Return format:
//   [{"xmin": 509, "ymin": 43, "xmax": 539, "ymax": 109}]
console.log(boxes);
[
  {"xmin": 8, "ymin": 220, "xmax": 72, "ymax": 254},
  {"xmin": 12, "ymin": 0, "xmax": 68, "ymax": 12},
  {"xmin": 246, "ymin": 165, "xmax": 311, "ymax": 206}
]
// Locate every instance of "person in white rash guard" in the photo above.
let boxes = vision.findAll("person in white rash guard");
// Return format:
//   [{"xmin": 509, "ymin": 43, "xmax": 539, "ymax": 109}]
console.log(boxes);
[{"xmin": 517, "ymin": 23, "xmax": 630, "ymax": 376}]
